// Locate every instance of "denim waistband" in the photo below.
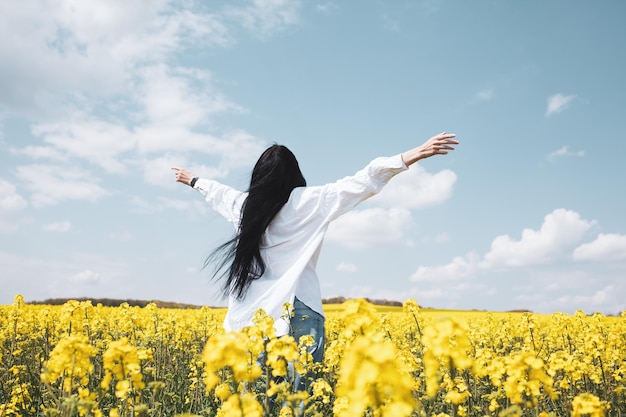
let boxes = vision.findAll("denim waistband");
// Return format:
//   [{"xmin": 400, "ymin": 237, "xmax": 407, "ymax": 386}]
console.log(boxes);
[{"xmin": 293, "ymin": 297, "xmax": 324, "ymax": 321}]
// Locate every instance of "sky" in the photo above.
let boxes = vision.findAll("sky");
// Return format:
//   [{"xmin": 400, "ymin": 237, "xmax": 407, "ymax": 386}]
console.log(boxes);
[{"xmin": 1, "ymin": 0, "xmax": 625, "ymax": 314}]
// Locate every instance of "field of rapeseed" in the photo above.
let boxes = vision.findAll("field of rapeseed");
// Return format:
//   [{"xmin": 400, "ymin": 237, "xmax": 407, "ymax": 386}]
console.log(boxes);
[{"xmin": 1, "ymin": 294, "xmax": 624, "ymax": 416}]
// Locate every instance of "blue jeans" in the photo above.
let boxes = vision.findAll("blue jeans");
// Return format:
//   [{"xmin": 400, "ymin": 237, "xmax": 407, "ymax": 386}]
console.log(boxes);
[{"xmin": 290, "ymin": 297, "xmax": 325, "ymax": 392}]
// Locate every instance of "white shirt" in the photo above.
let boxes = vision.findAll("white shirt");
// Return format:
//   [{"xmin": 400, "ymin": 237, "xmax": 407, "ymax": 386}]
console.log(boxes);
[{"xmin": 194, "ymin": 154, "xmax": 408, "ymax": 335}]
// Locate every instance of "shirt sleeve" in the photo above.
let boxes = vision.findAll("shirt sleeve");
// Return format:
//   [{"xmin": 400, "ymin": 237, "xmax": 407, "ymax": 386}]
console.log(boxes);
[
  {"xmin": 320, "ymin": 153, "xmax": 408, "ymax": 222},
  {"xmin": 193, "ymin": 179, "xmax": 247, "ymax": 226}
]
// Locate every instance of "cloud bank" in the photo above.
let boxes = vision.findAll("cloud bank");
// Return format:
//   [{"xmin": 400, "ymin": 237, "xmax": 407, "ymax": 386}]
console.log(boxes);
[
  {"xmin": 408, "ymin": 208, "xmax": 626, "ymax": 314},
  {"xmin": 327, "ymin": 165, "xmax": 458, "ymax": 249}
]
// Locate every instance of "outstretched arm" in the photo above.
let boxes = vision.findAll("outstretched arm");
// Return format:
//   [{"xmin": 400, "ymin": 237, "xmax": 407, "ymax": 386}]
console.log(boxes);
[
  {"xmin": 314, "ymin": 131, "xmax": 458, "ymax": 221},
  {"xmin": 171, "ymin": 166, "xmax": 245, "ymax": 225},
  {"xmin": 401, "ymin": 132, "xmax": 458, "ymax": 167}
]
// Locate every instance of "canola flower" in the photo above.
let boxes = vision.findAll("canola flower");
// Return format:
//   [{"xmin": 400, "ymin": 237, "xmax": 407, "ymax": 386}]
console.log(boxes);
[
  {"xmin": 201, "ymin": 330, "xmax": 263, "ymax": 392},
  {"xmin": 101, "ymin": 337, "xmax": 149, "ymax": 400},
  {"xmin": 1, "ymin": 295, "xmax": 625, "ymax": 416},
  {"xmin": 333, "ymin": 336, "xmax": 416, "ymax": 417},
  {"xmin": 421, "ymin": 317, "xmax": 473, "ymax": 398},
  {"xmin": 41, "ymin": 334, "xmax": 97, "ymax": 394},
  {"xmin": 570, "ymin": 393, "xmax": 608, "ymax": 417}
]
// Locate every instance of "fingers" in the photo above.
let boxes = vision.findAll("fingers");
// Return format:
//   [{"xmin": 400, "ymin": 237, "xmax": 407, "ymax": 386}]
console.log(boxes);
[
  {"xmin": 425, "ymin": 132, "xmax": 457, "ymax": 150},
  {"xmin": 172, "ymin": 167, "xmax": 185, "ymax": 183},
  {"xmin": 439, "ymin": 134, "xmax": 457, "ymax": 142},
  {"xmin": 435, "ymin": 132, "xmax": 459, "ymax": 146},
  {"xmin": 431, "ymin": 132, "xmax": 459, "ymax": 155}
]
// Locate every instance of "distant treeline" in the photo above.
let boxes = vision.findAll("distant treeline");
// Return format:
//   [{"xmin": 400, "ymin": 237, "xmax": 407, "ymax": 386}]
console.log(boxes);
[
  {"xmin": 321, "ymin": 296, "xmax": 403, "ymax": 307},
  {"xmin": 29, "ymin": 296, "xmax": 405, "ymax": 309},
  {"xmin": 29, "ymin": 297, "xmax": 203, "ymax": 309}
]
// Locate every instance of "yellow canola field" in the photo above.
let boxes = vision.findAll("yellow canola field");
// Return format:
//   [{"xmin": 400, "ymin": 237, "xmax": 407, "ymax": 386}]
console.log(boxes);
[{"xmin": 1, "ymin": 295, "xmax": 624, "ymax": 417}]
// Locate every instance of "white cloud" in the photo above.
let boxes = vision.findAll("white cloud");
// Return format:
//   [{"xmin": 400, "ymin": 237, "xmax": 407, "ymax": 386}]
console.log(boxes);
[
  {"xmin": 411, "ymin": 208, "xmax": 596, "ymax": 281},
  {"xmin": 315, "ymin": 2, "xmax": 339, "ymax": 14},
  {"xmin": 482, "ymin": 209, "xmax": 595, "ymax": 268},
  {"xmin": 0, "ymin": 0, "xmax": 235, "ymax": 117},
  {"xmin": 573, "ymin": 233, "xmax": 626, "ymax": 262},
  {"xmin": 340, "ymin": 281, "xmax": 495, "ymax": 309},
  {"xmin": 109, "ymin": 231, "xmax": 133, "ymax": 242},
  {"xmin": 525, "ymin": 277, "xmax": 626, "ymax": 314},
  {"xmin": 325, "ymin": 166, "xmax": 457, "ymax": 250},
  {"xmin": 129, "ymin": 196, "xmax": 207, "ymax": 215},
  {"xmin": 336, "ymin": 262, "xmax": 358, "ymax": 273},
  {"xmin": 134, "ymin": 126, "xmax": 266, "ymax": 165},
  {"xmin": 417, "ymin": 282, "xmax": 493, "ymax": 304},
  {"xmin": 224, "ymin": 0, "xmax": 301, "ymax": 38},
  {"xmin": 0, "ymin": 179, "xmax": 29, "ymax": 232},
  {"xmin": 11, "ymin": 146, "xmax": 68, "ymax": 162},
  {"xmin": 16, "ymin": 164, "xmax": 109, "ymax": 207},
  {"xmin": 548, "ymin": 146, "xmax": 585, "ymax": 160},
  {"xmin": 472, "ymin": 89, "xmax": 494, "ymax": 103},
  {"xmin": 0, "ymin": 250, "xmax": 132, "ymax": 302},
  {"xmin": 130, "ymin": 197, "xmax": 156, "ymax": 214},
  {"xmin": 144, "ymin": 156, "xmax": 228, "ymax": 189},
  {"xmin": 136, "ymin": 64, "xmax": 243, "ymax": 128},
  {"xmin": 215, "ymin": 130, "xmax": 270, "ymax": 168},
  {"xmin": 33, "ymin": 120, "xmax": 136, "ymax": 174},
  {"xmin": 25, "ymin": 74, "xmax": 258, "ymax": 177},
  {"xmin": 144, "ymin": 156, "xmax": 189, "ymax": 188},
  {"xmin": 411, "ymin": 251, "xmax": 481, "ymax": 283},
  {"xmin": 421, "ymin": 0, "xmax": 445, "ymax": 14},
  {"xmin": 573, "ymin": 285, "xmax": 613, "ymax": 305},
  {"xmin": 69, "ymin": 269, "xmax": 103, "ymax": 284},
  {"xmin": 421, "ymin": 232, "xmax": 450, "ymax": 245},
  {"xmin": 43, "ymin": 221, "xmax": 72, "ymax": 232},
  {"xmin": 501, "ymin": 268, "xmax": 626, "ymax": 314},
  {"xmin": 546, "ymin": 93, "xmax": 576, "ymax": 117},
  {"xmin": 3, "ymin": 0, "xmax": 277, "ymax": 198},
  {"xmin": 158, "ymin": 197, "xmax": 205, "ymax": 212},
  {"xmin": 571, "ymin": 285, "xmax": 625, "ymax": 313},
  {"xmin": 372, "ymin": 165, "xmax": 457, "ymax": 209},
  {"xmin": 0, "ymin": 179, "xmax": 28, "ymax": 212},
  {"xmin": 327, "ymin": 207, "xmax": 413, "ymax": 249},
  {"xmin": 434, "ymin": 233, "xmax": 450, "ymax": 243}
]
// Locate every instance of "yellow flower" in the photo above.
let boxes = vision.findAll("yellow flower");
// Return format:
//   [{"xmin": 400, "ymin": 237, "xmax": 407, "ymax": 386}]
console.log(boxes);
[
  {"xmin": 282, "ymin": 301, "xmax": 294, "ymax": 320},
  {"xmin": 214, "ymin": 383, "xmax": 232, "ymax": 401},
  {"xmin": 101, "ymin": 337, "xmax": 145, "ymax": 399},
  {"xmin": 334, "ymin": 336, "xmax": 416, "ymax": 417},
  {"xmin": 267, "ymin": 335, "xmax": 299, "ymax": 377},
  {"xmin": 252, "ymin": 308, "xmax": 277, "ymax": 340},
  {"xmin": 41, "ymin": 334, "xmax": 97, "ymax": 394},
  {"xmin": 201, "ymin": 331, "xmax": 262, "ymax": 392},
  {"xmin": 311, "ymin": 378, "xmax": 332, "ymax": 404},
  {"xmin": 444, "ymin": 385, "xmax": 470, "ymax": 405},
  {"xmin": 13, "ymin": 294, "xmax": 25, "ymax": 308},
  {"xmin": 502, "ymin": 352, "xmax": 554, "ymax": 405},
  {"xmin": 217, "ymin": 393, "xmax": 263, "ymax": 417},
  {"xmin": 402, "ymin": 298, "xmax": 419, "ymax": 315},
  {"xmin": 341, "ymin": 298, "xmax": 380, "ymax": 336},
  {"xmin": 571, "ymin": 393, "xmax": 607, "ymax": 417},
  {"xmin": 422, "ymin": 318, "xmax": 472, "ymax": 397}
]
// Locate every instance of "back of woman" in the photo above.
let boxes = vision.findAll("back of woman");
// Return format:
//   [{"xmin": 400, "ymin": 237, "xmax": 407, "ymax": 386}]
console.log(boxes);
[{"xmin": 172, "ymin": 131, "xmax": 459, "ymax": 391}]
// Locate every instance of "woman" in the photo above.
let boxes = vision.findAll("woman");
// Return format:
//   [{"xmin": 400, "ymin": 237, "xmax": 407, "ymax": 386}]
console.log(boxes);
[{"xmin": 172, "ymin": 131, "xmax": 458, "ymax": 385}]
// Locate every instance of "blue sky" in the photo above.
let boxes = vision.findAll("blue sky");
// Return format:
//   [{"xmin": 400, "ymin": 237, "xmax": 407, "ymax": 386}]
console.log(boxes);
[{"xmin": 1, "ymin": 0, "xmax": 625, "ymax": 314}]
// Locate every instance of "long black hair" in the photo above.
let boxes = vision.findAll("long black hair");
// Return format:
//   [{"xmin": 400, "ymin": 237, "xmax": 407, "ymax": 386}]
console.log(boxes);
[{"xmin": 207, "ymin": 144, "xmax": 306, "ymax": 299}]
